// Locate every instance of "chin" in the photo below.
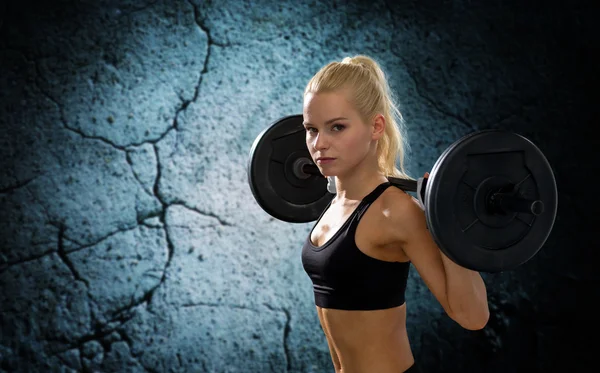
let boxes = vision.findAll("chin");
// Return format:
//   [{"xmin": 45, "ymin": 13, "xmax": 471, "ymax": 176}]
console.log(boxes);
[{"xmin": 320, "ymin": 171, "xmax": 339, "ymax": 178}]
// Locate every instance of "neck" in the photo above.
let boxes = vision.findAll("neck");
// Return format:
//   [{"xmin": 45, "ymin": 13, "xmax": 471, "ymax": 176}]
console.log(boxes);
[{"xmin": 332, "ymin": 157, "xmax": 388, "ymax": 202}]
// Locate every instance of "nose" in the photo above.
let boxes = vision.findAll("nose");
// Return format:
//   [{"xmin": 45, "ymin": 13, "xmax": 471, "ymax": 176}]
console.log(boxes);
[{"xmin": 311, "ymin": 133, "xmax": 329, "ymax": 151}]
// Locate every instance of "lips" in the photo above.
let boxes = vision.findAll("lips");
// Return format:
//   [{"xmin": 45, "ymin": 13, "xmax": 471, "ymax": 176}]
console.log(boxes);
[{"xmin": 316, "ymin": 157, "xmax": 336, "ymax": 164}]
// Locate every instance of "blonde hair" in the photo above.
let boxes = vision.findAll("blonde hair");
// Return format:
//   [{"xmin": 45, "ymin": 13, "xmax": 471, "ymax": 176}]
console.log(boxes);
[{"xmin": 304, "ymin": 55, "xmax": 413, "ymax": 180}]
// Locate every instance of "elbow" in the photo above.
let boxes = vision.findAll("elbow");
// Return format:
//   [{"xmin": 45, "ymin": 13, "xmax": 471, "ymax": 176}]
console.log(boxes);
[
  {"xmin": 462, "ymin": 310, "xmax": 489, "ymax": 331},
  {"xmin": 449, "ymin": 306, "xmax": 490, "ymax": 331}
]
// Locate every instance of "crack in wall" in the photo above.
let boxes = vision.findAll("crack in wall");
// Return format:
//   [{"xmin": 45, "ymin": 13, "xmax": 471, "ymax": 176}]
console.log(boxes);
[
  {"xmin": 264, "ymin": 303, "xmax": 293, "ymax": 372},
  {"xmin": 282, "ymin": 308, "xmax": 292, "ymax": 372},
  {"xmin": 187, "ymin": 0, "xmax": 228, "ymax": 49},
  {"xmin": 0, "ymin": 176, "xmax": 38, "ymax": 195},
  {"xmin": 139, "ymin": 217, "xmax": 163, "ymax": 230},
  {"xmin": 171, "ymin": 201, "xmax": 232, "ymax": 227},
  {"xmin": 0, "ymin": 185, "xmax": 62, "ymax": 274},
  {"xmin": 108, "ymin": 283, "xmax": 158, "ymax": 321},
  {"xmin": 155, "ymin": 0, "xmax": 221, "ymax": 160},
  {"xmin": 104, "ymin": 143, "xmax": 176, "ymax": 315},
  {"xmin": 3, "ymin": 52, "xmax": 173, "ymax": 346},
  {"xmin": 181, "ymin": 301, "xmax": 256, "ymax": 311},
  {"xmin": 6, "ymin": 162, "xmax": 59, "ymax": 228},
  {"xmin": 31, "ymin": 57, "xmax": 130, "ymax": 151},
  {"xmin": 24, "ymin": 50, "xmax": 178, "ymax": 150},
  {"xmin": 110, "ymin": 329, "xmax": 157, "ymax": 373},
  {"xmin": 125, "ymin": 150, "xmax": 155, "ymax": 198},
  {"xmin": 0, "ymin": 222, "xmax": 152, "ymax": 274},
  {"xmin": 61, "ymin": 224, "xmax": 140, "ymax": 254},
  {"xmin": 137, "ymin": 210, "xmax": 163, "ymax": 225},
  {"xmin": 48, "ymin": 304, "xmax": 137, "ymax": 357},
  {"xmin": 151, "ymin": 144, "xmax": 164, "ymax": 204},
  {"xmin": 153, "ymin": 211, "xmax": 175, "ymax": 307},
  {"xmin": 4, "ymin": 22, "xmax": 216, "ymax": 313},
  {"xmin": 51, "ymin": 308, "xmax": 153, "ymax": 372},
  {"xmin": 186, "ymin": 1, "xmax": 325, "ymax": 47},
  {"xmin": 56, "ymin": 223, "xmax": 89, "ymax": 287},
  {"xmin": 16, "ymin": 7, "xmax": 279, "ymax": 373},
  {"xmin": 3, "ymin": 72, "xmax": 170, "ymax": 373},
  {"xmin": 0, "ymin": 248, "xmax": 55, "ymax": 275}
]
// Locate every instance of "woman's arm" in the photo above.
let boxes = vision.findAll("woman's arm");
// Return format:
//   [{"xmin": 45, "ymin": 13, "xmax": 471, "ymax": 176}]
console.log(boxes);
[
  {"xmin": 439, "ymin": 250, "xmax": 489, "ymax": 330},
  {"xmin": 382, "ymin": 189, "xmax": 490, "ymax": 330}
]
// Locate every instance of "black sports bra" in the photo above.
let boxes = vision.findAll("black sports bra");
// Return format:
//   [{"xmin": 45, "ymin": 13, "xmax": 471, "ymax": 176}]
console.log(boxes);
[{"xmin": 301, "ymin": 182, "xmax": 411, "ymax": 310}]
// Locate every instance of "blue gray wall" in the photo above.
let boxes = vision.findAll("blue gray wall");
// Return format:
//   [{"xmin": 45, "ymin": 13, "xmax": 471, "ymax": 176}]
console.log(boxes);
[{"xmin": 0, "ymin": 1, "xmax": 594, "ymax": 372}]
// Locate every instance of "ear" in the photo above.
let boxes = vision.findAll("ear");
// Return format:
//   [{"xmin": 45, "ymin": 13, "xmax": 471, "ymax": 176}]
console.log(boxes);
[{"xmin": 371, "ymin": 114, "xmax": 385, "ymax": 140}]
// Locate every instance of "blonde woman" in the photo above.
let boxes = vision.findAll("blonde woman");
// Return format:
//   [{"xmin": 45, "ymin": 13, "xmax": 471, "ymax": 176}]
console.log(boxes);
[{"xmin": 301, "ymin": 55, "xmax": 490, "ymax": 373}]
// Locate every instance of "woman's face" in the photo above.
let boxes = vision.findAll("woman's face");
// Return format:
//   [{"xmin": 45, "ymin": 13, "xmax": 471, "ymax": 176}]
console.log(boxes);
[{"xmin": 302, "ymin": 90, "xmax": 378, "ymax": 177}]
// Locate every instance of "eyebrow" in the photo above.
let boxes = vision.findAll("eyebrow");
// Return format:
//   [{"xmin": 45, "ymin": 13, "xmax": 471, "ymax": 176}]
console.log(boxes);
[{"xmin": 302, "ymin": 117, "xmax": 348, "ymax": 126}]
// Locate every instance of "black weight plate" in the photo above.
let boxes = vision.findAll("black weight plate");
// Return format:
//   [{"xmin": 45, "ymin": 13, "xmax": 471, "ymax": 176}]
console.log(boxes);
[
  {"xmin": 425, "ymin": 130, "xmax": 558, "ymax": 272},
  {"xmin": 247, "ymin": 114, "xmax": 333, "ymax": 223}
]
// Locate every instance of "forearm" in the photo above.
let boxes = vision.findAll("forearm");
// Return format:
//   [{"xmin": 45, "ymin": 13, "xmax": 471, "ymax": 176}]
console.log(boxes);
[{"xmin": 441, "ymin": 250, "xmax": 489, "ymax": 329}]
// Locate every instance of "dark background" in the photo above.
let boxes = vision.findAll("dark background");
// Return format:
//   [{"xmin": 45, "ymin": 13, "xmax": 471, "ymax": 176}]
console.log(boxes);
[{"xmin": 0, "ymin": 0, "xmax": 596, "ymax": 372}]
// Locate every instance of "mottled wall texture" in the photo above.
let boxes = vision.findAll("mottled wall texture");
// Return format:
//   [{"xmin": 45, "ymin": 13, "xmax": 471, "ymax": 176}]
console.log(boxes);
[{"xmin": 0, "ymin": 0, "xmax": 595, "ymax": 372}]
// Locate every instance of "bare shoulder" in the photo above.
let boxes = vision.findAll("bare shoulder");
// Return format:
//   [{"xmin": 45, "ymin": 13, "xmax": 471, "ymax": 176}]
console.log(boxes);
[
  {"xmin": 358, "ymin": 186, "xmax": 427, "ymax": 261},
  {"xmin": 378, "ymin": 186, "xmax": 427, "ymax": 243}
]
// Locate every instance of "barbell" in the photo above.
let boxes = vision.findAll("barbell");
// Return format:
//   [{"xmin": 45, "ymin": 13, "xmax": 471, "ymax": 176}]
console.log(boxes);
[{"xmin": 247, "ymin": 114, "xmax": 558, "ymax": 273}]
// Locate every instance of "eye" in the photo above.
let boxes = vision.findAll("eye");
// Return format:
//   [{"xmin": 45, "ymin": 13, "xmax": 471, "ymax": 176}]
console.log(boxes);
[
  {"xmin": 305, "ymin": 127, "xmax": 317, "ymax": 134},
  {"xmin": 332, "ymin": 124, "xmax": 345, "ymax": 132}
]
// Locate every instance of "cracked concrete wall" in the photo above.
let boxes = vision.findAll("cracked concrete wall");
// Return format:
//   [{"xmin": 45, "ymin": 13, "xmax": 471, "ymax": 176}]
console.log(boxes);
[{"xmin": 0, "ymin": 0, "xmax": 595, "ymax": 372}]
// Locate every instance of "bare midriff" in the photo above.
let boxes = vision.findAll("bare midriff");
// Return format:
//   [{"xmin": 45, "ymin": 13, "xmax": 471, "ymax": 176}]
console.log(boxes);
[{"xmin": 317, "ymin": 304, "xmax": 414, "ymax": 373}]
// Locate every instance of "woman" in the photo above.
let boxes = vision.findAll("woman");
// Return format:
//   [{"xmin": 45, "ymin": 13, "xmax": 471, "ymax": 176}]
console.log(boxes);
[{"xmin": 300, "ymin": 56, "xmax": 490, "ymax": 373}]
